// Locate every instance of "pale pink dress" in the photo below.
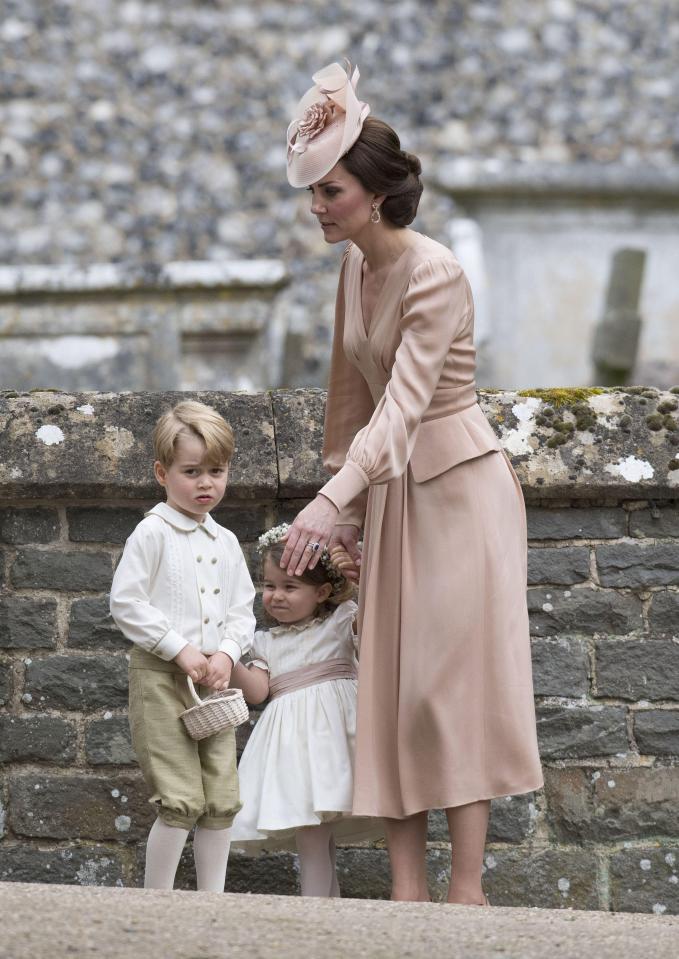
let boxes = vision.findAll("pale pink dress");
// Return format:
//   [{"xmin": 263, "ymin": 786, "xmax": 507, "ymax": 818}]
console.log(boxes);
[{"xmin": 319, "ymin": 232, "xmax": 543, "ymax": 819}]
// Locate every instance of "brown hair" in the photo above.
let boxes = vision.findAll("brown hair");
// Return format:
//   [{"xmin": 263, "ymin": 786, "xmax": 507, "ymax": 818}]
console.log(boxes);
[
  {"xmin": 341, "ymin": 116, "xmax": 423, "ymax": 227},
  {"xmin": 260, "ymin": 542, "xmax": 356, "ymax": 621},
  {"xmin": 153, "ymin": 400, "xmax": 235, "ymax": 468}
]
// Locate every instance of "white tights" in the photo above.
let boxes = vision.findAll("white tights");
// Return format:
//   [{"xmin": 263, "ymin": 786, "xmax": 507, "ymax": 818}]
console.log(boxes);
[
  {"xmin": 144, "ymin": 817, "xmax": 232, "ymax": 892},
  {"xmin": 295, "ymin": 823, "xmax": 340, "ymax": 898}
]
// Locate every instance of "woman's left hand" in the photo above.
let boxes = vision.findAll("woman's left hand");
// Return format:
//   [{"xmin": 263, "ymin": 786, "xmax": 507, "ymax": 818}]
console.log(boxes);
[{"xmin": 280, "ymin": 494, "xmax": 339, "ymax": 576}]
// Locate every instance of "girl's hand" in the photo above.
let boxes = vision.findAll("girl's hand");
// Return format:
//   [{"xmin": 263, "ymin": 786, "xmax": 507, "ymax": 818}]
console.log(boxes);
[
  {"xmin": 280, "ymin": 494, "xmax": 339, "ymax": 576},
  {"xmin": 329, "ymin": 543, "xmax": 361, "ymax": 583},
  {"xmin": 204, "ymin": 651, "xmax": 233, "ymax": 691},
  {"xmin": 230, "ymin": 660, "xmax": 270, "ymax": 705},
  {"xmin": 328, "ymin": 525, "xmax": 362, "ymax": 581}
]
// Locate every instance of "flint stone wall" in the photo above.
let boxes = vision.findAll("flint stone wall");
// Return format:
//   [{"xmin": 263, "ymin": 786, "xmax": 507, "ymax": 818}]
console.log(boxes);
[
  {"xmin": 3, "ymin": 0, "xmax": 677, "ymax": 267},
  {"xmin": 0, "ymin": 387, "xmax": 678, "ymax": 912},
  {"xmin": 3, "ymin": 1, "xmax": 679, "ymax": 390}
]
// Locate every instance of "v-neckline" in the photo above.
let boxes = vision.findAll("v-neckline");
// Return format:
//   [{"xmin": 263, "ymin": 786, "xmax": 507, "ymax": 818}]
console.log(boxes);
[{"xmin": 358, "ymin": 245, "xmax": 411, "ymax": 338}]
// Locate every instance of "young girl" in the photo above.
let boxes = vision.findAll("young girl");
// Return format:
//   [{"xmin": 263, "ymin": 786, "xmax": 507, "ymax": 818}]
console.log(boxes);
[{"xmin": 229, "ymin": 523, "xmax": 377, "ymax": 897}]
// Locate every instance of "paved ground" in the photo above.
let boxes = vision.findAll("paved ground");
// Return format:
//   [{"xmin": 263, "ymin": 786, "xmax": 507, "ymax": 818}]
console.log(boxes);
[{"xmin": 1, "ymin": 882, "xmax": 678, "ymax": 959}]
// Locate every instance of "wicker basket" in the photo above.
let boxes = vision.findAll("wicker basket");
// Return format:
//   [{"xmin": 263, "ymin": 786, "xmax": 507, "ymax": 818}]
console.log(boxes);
[{"xmin": 180, "ymin": 677, "xmax": 249, "ymax": 741}]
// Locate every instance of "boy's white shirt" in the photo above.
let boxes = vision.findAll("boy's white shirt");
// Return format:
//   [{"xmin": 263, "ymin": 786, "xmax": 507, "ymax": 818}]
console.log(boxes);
[{"xmin": 110, "ymin": 501, "xmax": 255, "ymax": 664}]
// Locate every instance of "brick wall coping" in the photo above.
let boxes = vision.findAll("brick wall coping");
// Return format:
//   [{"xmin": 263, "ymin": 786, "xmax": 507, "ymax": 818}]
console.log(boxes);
[
  {"xmin": 0, "ymin": 388, "xmax": 677, "ymax": 503},
  {"xmin": 0, "ymin": 261, "xmax": 288, "ymax": 297},
  {"xmin": 433, "ymin": 159, "xmax": 679, "ymax": 199}
]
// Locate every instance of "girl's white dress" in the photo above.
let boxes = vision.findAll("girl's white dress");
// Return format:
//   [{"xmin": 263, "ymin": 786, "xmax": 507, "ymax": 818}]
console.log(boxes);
[{"xmin": 231, "ymin": 600, "xmax": 379, "ymax": 850}]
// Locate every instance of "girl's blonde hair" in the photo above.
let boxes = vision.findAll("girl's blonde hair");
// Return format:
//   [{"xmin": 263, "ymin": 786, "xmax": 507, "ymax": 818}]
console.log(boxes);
[
  {"xmin": 153, "ymin": 400, "xmax": 234, "ymax": 467},
  {"xmin": 260, "ymin": 541, "xmax": 356, "ymax": 621}
]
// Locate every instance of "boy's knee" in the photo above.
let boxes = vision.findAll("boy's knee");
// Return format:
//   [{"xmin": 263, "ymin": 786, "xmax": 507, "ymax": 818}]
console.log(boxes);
[
  {"xmin": 156, "ymin": 806, "xmax": 202, "ymax": 830},
  {"xmin": 197, "ymin": 793, "xmax": 242, "ymax": 830},
  {"xmin": 196, "ymin": 809, "xmax": 241, "ymax": 830},
  {"xmin": 155, "ymin": 795, "xmax": 241, "ymax": 831}
]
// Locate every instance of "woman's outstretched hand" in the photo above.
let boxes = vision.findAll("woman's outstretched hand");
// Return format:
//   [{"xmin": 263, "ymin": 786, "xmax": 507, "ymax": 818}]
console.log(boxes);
[{"xmin": 280, "ymin": 494, "xmax": 340, "ymax": 576}]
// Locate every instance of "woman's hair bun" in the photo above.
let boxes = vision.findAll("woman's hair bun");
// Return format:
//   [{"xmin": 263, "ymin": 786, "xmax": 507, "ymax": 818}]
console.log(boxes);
[
  {"xmin": 404, "ymin": 151, "xmax": 422, "ymax": 178},
  {"xmin": 342, "ymin": 118, "xmax": 425, "ymax": 228}
]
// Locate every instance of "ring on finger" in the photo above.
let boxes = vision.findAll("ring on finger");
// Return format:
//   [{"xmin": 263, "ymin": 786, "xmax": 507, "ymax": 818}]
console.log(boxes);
[{"xmin": 306, "ymin": 541, "xmax": 321, "ymax": 552}]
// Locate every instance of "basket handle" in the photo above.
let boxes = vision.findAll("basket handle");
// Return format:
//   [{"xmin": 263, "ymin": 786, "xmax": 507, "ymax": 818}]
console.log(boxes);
[
  {"xmin": 186, "ymin": 675, "xmax": 234, "ymax": 705},
  {"xmin": 185, "ymin": 675, "xmax": 205, "ymax": 705}
]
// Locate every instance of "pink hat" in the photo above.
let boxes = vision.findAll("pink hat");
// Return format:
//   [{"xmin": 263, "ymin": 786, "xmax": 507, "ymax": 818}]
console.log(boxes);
[{"xmin": 286, "ymin": 60, "xmax": 370, "ymax": 188}]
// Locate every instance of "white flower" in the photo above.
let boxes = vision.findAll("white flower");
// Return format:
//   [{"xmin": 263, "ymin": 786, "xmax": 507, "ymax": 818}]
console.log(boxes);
[{"xmin": 256, "ymin": 523, "xmax": 290, "ymax": 552}]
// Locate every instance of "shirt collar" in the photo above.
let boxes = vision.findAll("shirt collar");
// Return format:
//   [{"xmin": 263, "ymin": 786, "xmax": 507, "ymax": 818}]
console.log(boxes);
[
  {"xmin": 146, "ymin": 502, "xmax": 219, "ymax": 540},
  {"xmin": 269, "ymin": 614, "xmax": 325, "ymax": 636}
]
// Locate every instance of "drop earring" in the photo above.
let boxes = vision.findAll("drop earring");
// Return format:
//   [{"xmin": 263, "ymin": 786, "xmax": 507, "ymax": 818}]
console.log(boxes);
[{"xmin": 370, "ymin": 202, "xmax": 381, "ymax": 224}]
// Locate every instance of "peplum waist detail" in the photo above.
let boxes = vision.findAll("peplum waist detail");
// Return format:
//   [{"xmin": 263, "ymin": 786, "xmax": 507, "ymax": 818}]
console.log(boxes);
[{"xmin": 409, "ymin": 397, "xmax": 501, "ymax": 484}]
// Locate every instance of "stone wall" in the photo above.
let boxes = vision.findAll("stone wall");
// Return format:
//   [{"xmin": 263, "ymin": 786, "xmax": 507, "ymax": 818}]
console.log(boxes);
[
  {"xmin": 3, "ymin": 0, "xmax": 677, "ymax": 266},
  {"xmin": 3, "ymin": 1, "xmax": 679, "ymax": 389},
  {"xmin": 0, "ymin": 387, "xmax": 678, "ymax": 912},
  {"xmin": 0, "ymin": 261, "xmax": 288, "ymax": 392}
]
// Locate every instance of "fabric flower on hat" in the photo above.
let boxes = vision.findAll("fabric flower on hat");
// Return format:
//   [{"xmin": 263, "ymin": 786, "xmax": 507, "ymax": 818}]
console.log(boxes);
[{"xmin": 298, "ymin": 101, "xmax": 334, "ymax": 140}]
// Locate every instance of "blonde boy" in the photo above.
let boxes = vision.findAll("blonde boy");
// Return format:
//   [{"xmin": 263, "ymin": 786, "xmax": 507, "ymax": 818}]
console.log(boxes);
[{"xmin": 110, "ymin": 400, "xmax": 255, "ymax": 891}]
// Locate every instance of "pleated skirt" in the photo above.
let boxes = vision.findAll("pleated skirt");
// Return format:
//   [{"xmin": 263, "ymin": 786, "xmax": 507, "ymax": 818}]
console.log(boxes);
[{"xmin": 352, "ymin": 449, "xmax": 544, "ymax": 819}]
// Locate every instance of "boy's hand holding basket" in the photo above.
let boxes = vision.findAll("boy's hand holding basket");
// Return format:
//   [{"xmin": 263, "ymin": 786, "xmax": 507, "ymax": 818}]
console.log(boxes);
[{"xmin": 180, "ymin": 677, "xmax": 249, "ymax": 740}]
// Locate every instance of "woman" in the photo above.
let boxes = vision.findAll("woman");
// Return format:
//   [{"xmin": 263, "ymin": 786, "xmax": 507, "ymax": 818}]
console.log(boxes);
[{"xmin": 280, "ymin": 61, "xmax": 543, "ymax": 904}]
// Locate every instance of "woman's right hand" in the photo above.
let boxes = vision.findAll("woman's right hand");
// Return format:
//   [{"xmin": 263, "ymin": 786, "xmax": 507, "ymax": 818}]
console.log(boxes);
[{"xmin": 328, "ymin": 525, "xmax": 362, "ymax": 582}]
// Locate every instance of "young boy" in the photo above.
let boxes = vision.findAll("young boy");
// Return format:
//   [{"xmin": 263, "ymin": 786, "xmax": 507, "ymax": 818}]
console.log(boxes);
[{"xmin": 110, "ymin": 400, "xmax": 256, "ymax": 891}]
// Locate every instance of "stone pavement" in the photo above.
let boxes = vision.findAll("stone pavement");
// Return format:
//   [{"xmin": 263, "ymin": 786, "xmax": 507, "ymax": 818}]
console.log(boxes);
[{"xmin": 1, "ymin": 883, "xmax": 678, "ymax": 959}]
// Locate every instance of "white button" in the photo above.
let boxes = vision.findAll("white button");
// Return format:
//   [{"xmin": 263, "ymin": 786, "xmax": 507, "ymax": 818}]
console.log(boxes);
[
  {"xmin": 204, "ymin": 617, "xmax": 209, "ymax": 624},
  {"xmin": 200, "ymin": 586, "xmax": 205, "ymax": 593},
  {"xmin": 213, "ymin": 588, "xmax": 220, "ymax": 594},
  {"xmin": 196, "ymin": 556, "xmax": 203, "ymax": 563},
  {"xmin": 211, "ymin": 557, "xmax": 217, "ymax": 565}
]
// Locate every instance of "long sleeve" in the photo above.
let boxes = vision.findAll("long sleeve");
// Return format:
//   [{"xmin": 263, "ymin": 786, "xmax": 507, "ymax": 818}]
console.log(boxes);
[
  {"xmin": 219, "ymin": 542, "xmax": 256, "ymax": 665},
  {"xmin": 320, "ymin": 257, "xmax": 470, "ymax": 513},
  {"xmin": 322, "ymin": 252, "xmax": 375, "ymax": 527},
  {"xmin": 110, "ymin": 523, "xmax": 188, "ymax": 661}
]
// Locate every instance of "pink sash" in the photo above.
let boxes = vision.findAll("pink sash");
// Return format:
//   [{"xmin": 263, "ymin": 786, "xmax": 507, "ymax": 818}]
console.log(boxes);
[{"xmin": 268, "ymin": 657, "xmax": 357, "ymax": 701}]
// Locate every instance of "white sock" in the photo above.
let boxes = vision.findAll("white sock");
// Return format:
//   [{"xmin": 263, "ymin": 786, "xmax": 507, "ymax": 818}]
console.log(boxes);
[
  {"xmin": 193, "ymin": 825, "xmax": 232, "ymax": 893},
  {"xmin": 144, "ymin": 817, "xmax": 190, "ymax": 890},
  {"xmin": 296, "ymin": 823, "xmax": 338, "ymax": 898}
]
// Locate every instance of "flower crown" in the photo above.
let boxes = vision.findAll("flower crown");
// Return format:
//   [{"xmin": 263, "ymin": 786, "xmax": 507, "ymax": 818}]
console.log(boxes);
[{"xmin": 256, "ymin": 523, "xmax": 347, "ymax": 594}]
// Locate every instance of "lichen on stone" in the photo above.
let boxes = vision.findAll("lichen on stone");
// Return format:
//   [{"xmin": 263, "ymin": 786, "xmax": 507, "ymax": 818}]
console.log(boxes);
[
  {"xmin": 604, "ymin": 456, "xmax": 655, "ymax": 482},
  {"xmin": 516, "ymin": 388, "xmax": 605, "ymax": 408},
  {"xmin": 35, "ymin": 424, "xmax": 65, "ymax": 446}
]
